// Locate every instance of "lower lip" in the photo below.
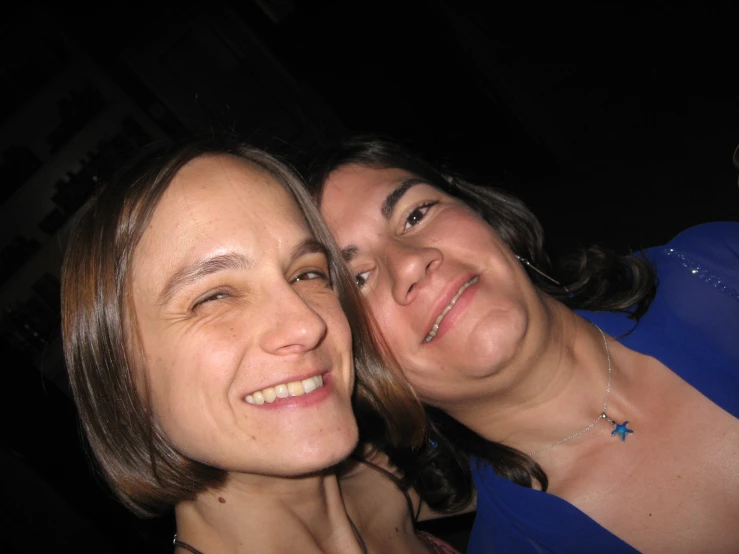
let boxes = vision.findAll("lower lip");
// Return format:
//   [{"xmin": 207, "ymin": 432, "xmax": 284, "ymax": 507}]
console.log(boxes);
[
  {"xmin": 246, "ymin": 373, "xmax": 333, "ymax": 410},
  {"xmin": 427, "ymin": 278, "xmax": 479, "ymax": 343}
]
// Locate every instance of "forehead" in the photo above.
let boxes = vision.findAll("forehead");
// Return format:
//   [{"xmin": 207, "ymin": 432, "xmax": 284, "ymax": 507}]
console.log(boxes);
[
  {"xmin": 322, "ymin": 164, "xmax": 448, "ymax": 247},
  {"xmin": 133, "ymin": 154, "xmax": 310, "ymax": 283},
  {"xmin": 323, "ymin": 164, "xmax": 415, "ymax": 199},
  {"xmin": 322, "ymin": 165, "xmax": 414, "ymax": 228},
  {"xmin": 168, "ymin": 154, "xmax": 290, "ymax": 211},
  {"xmin": 151, "ymin": 153, "xmax": 304, "ymax": 235}
]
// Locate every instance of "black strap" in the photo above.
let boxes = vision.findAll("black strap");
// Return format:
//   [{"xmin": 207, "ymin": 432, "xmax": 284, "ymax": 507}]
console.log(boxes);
[{"xmin": 173, "ymin": 534, "xmax": 206, "ymax": 554}]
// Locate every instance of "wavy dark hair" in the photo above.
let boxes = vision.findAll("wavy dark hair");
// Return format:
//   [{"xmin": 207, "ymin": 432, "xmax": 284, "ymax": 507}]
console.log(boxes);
[
  {"xmin": 61, "ymin": 136, "xmax": 426, "ymax": 518},
  {"xmin": 305, "ymin": 134, "xmax": 657, "ymax": 512}
]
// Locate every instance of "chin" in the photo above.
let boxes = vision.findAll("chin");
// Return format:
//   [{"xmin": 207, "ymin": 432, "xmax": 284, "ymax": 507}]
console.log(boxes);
[
  {"xmin": 465, "ymin": 312, "xmax": 527, "ymax": 374},
  {"xmin": 293, "ymin": 425, "xmax": 359, "ymax": 473}
]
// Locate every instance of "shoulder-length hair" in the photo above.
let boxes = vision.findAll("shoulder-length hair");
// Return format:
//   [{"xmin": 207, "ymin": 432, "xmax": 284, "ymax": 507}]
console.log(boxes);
[
  {"xmin": 306, "ymin": 134, "xmax": 657, "ymax": 508},
  {"xmin": 61, "ymin": 136, "xmax": 426, "ymax": 518}
]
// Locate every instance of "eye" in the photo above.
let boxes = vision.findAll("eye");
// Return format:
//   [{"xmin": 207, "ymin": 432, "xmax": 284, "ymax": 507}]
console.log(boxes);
[
  {"xmin": 355, "ymin": 270, "xmax": 371, "ymax": 289},
  {"xmin": 291, "ymin": 269, "xmax": 331, "ymax": 285},
  {"xmin": 192, "ymin": 290, "xmax": 230, "ymax": 311},
  {"xmin": 403, "ymin": 201, "xmax": 438, "ymax": 231}
]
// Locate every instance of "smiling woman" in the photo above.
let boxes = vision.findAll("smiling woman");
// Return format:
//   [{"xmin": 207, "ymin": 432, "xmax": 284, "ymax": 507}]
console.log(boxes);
[
  {"xmin": 60, "ymin": 137, "xmax": 462, "ymax": 553},
  {"xmin": 309, "ymin": 134, "xmax": 739, "ymax": 553},
  {"xmin": 127, "ymin": 153, "xmax": 358, "ymax": 479}
]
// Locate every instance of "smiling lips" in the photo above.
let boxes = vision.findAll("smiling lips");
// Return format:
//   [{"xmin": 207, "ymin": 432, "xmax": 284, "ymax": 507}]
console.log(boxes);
[
  {"xmin": 245, "ymin": 375, "xmax": 324, "ymax": 405},
  {"xmin": 424, "ymin": 276, "xmax": 479, "ymax": 343}
]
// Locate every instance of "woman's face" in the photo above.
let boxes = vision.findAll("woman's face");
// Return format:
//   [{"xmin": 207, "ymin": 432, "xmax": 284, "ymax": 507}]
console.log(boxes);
[
  {"xmin": 131, "ymin": 154, "xmax": 357, "ymax": 477},
  {"xmin": 320, "ymin": 164, "xmax": 537, "ymax": 410}
]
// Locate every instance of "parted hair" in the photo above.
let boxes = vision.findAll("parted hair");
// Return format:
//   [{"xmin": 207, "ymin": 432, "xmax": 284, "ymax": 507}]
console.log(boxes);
[
  {"xmin": 61, "ymin": 136, "xmax": 426, "ymax": 518},
  {"xmin": 306, "ymin": 134, "xmax": 657, "ymax": 512}
]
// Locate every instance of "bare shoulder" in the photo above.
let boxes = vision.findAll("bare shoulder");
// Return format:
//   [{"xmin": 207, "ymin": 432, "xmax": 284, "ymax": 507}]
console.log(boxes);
[
  {"xmin": 340, "ymin": 448, "xmax": 476, "ymax": 524},
  {"xmin": 339, "ymin": 449, "xmax": 417, "ymax": 533}
]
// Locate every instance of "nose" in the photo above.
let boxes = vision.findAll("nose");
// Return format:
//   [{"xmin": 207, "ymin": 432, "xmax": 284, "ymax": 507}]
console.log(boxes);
[
  {"xmin": 385, "ymin": 240, "xmax": 441, "ymax": 305},
  {"xmin": 258, "ymin": 283, "xmax": 328, "ymax": 355}
]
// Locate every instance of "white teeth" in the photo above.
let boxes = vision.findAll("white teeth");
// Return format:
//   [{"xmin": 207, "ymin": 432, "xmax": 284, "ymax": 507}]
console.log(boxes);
[
  {"xmin": 263, "ymin": 387, "xmax": 276, "ymax": 403},
  {"xmin": 245, "ymin": 375, "xmax": 324, "ymax": 405},
  {"xmin": 424, "ymin": 276, "xmax": 479, "ymax": 343},
  {"xmin": 302, "ymin": 377, "xmax": 317, "ymax": 393},
  {"xmin": 287, "ymin": 381, "xmax": 304, "ymax": 396}
]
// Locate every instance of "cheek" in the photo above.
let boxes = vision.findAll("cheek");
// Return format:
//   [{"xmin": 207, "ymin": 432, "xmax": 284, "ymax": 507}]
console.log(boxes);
[
  {"xmin": 467, "ymin": 306, "xmax": 527, "ymax": 366},
  {"xmin": 365, "ymin": 293, "xmax": 396, "ymax": 331},
  {"xmin": 141, "ymin": 324, "xmax": 239, "ymax": 417},
  {"xmin": 141, "ymin": 348, "xmax": 189, "ymax": 426},
  {"xmin": 320, "ymin": 302, "xmax": 356, "ymax": 390},
  {"xmin": 450, "ymin": 224, "xmax": 504, "ymax": 259},
  {"xmin": 365, "ymin": 298, "xmax": 408, "ymax": 353},
  {"xmin": 324, "ymin": 304, "xmax": 353, "ymax": 356},
  {"xmin": 330, "ymin": 303, "xmax": 352, "ymax": 340},
  {"xmin": 437, "ymin": 204, "xmax": 508, "ymax": 253}
]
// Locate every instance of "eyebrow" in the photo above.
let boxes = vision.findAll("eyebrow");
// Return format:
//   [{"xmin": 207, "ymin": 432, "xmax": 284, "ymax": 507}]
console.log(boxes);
[
  {"xmin": 380, "ymin": 177, "xmax": 426, "ymax": 219},
  {"xmin": 157, "ymin": 239, "xmax": 327, "ymax": 306},
  {"xmin": 157, "ymin": 252, "xmax": 252, "ymax": 306},
  {"xmin": 292, "ymin": 238, "xmax": 329, "ymax": 261},
  {"xmin": 341, "ymin": 245, "xmax": 359, "ymax": 263},
  {"xmin": 340, "ymin": 177, "xmax": 427, "ymax": 263}
]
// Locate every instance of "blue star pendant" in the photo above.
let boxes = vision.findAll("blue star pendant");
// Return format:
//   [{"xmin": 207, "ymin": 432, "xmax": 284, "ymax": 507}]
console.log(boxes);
[{"xmin": 611, "ymin": 421, "xmax": 634, "ymax": 442}]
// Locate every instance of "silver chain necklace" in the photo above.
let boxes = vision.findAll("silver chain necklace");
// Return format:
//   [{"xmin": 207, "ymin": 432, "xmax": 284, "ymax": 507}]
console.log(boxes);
[{"xmin": 528, "ymin": 324, "xmax": 634, "ymax": 456}]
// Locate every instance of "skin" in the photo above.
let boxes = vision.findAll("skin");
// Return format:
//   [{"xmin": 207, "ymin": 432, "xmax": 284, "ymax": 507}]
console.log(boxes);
[
  {"xmin": 320, "ymin": 163, "xmax": 739, "ymax": 552},
  {"xmin": 320, "ymin": 165, "xmax": 555, "ymax": 417},
  {"xmin": 130, "ymin": 155, "xmax": 434, "ymax": 553},
  {"xmin": 131, "ymin": 155, "xmax": 362, "ymax": 553},
  {"xmin": 132, "ymin": 155, "xmax": 357, "ymax": 477}
]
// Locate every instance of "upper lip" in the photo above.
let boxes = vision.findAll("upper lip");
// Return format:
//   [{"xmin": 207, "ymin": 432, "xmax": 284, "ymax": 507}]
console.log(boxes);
[
  {"xmin": 242, "ymin": 369, "xmax": 327, "ymax": 397},
  {"xmin": 422, "ymin": 273, "xmax": 477, "ymax": 341}
]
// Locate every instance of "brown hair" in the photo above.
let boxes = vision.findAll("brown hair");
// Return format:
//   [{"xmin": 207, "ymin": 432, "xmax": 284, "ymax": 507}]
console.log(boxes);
[{"xmin": 61, "ymin": 136, "xmax": 426, "ymax": 518}]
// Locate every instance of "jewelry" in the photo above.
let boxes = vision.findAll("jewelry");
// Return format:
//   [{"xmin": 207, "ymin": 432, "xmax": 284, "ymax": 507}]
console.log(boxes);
[
  {"xmin": 528, "ymin": 325, "xmax": 633, "ymax": 456},
  {"xmin": 173, "ymin": 535, "xmax": 204, "ymax": 554},
  {"xmin": 172, "ymin": 515, "xmax": 369, "ymax": 554},
  {"xmin": 516, "ymin": 255, "xmax": 574, "ymax": 297},
  {"xmin": 348, "ymin": 514, "xmax": 369, "ymax": 554}
]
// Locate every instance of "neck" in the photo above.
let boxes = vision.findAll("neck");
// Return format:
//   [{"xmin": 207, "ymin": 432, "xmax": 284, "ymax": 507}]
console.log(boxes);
[
  {"xmin": 174, "ymin": 470, "xmax": 364, "ymax": 554},
  {"xmin": 446, "ymin": 295, "xmax": 627, "ymax": 455}
]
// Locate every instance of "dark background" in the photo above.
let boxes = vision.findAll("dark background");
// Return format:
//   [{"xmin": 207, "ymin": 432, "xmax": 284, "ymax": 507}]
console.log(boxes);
[{"xmin": 1, "ymin": 1, "xmax": 736, "ymax": 552}]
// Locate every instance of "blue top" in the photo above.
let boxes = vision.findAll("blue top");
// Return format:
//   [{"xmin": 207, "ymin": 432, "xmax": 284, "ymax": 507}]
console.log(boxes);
[{"xmin": 468, "ymin": 222, "xmax": 739, "ymax": 553}]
